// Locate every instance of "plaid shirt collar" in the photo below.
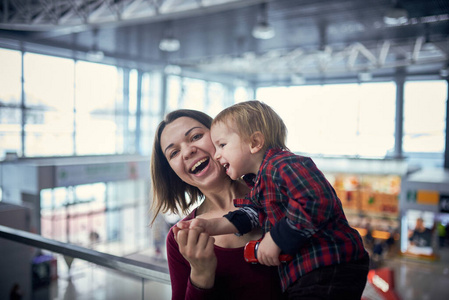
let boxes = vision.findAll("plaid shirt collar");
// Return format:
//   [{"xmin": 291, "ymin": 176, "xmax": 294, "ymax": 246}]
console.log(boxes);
[{"xmin": 241, "ymin": 147, "xmax": 283, "ymax": 188}]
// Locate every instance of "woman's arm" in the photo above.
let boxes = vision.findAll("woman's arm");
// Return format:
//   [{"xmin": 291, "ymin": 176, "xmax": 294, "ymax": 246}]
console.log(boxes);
[{"xmin": 167, "ymin": 227, "xmax": 217, "ymax": 299}]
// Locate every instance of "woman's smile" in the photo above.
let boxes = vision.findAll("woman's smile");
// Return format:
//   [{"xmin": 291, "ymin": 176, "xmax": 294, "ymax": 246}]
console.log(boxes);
[{"xmin": 189, "ymin": 157, "xmax": 210, "ymax": 175}]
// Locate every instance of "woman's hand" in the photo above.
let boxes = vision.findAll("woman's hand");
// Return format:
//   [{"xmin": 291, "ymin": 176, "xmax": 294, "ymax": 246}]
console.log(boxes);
[
  {"xmin": 173, "ymin": 226, "xmax": 217, "ymax": 289},
  {"xmin": 255, "ymin": 232, "xmax": 281, "ymax": 266}
]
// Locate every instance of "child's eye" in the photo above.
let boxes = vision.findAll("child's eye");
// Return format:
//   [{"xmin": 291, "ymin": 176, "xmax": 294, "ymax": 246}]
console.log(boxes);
[{"xmin": 219, "ymin": 143, "xmax": 226, "ymax": 148}]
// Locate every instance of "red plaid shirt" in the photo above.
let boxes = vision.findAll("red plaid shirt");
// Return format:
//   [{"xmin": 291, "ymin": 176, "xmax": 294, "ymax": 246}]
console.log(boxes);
[{"xmin": 234, "ymin": 148, "xmax": 367, "ymax": 291}]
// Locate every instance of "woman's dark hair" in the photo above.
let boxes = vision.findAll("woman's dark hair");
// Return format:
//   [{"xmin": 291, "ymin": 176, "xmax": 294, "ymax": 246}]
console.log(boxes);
[{"xmin": 150, "ymin": 109, "xmax": 213, "ymax": 225}]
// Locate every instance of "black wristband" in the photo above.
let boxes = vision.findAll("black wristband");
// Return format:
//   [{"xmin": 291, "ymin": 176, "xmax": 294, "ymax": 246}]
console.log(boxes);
[{"xmin": 223, "ymin": 210, "xmax": 253, "ymax": 236}]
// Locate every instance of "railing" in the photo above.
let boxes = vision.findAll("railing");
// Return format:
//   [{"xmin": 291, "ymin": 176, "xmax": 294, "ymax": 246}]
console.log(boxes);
[{"xmin": 0, "ymin": 224, "xmax": 170, "ymax": 299}]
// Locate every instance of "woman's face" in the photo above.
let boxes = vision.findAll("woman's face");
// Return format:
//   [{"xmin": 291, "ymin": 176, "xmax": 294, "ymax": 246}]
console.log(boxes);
[{"xmin": 160, "ymin": 117, "xmax": 226, "ymax": 190}]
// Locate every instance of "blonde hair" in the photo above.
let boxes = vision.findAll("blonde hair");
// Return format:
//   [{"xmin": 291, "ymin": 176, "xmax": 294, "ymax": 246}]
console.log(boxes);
[{"xmin": 212, "ymin": 100, "xmax": 288, "ymax": 150}]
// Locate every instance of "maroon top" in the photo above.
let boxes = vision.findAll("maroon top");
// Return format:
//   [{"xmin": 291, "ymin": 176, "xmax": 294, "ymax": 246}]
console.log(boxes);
[{"xmin": 166, "ymin": 209, "xmax": 285, "ymax": 300}]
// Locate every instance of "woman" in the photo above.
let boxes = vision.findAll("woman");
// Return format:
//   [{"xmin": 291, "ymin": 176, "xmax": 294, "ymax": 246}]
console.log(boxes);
[{"xmin": 151, "ymin": 109, "xmax": 285, "ymax": 300}]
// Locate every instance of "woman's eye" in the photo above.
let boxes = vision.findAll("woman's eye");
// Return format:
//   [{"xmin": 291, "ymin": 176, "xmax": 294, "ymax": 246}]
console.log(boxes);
[
  {"xmin": 192, "ymin": 133, "xmax": 203, "ymax": 141},
  {"xmin": 169, "ymin": 150, "xmax": 179, "ymax": 159}
]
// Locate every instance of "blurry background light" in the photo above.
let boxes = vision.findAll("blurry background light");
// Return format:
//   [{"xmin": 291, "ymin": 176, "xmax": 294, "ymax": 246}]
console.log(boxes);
[
  {"xmin": 252, "ymin": 2, "xmax": 275, "ymax": 40},
  {"xmin": 384, "ymin": 0, "xmax": 409, "ymax": 25}
]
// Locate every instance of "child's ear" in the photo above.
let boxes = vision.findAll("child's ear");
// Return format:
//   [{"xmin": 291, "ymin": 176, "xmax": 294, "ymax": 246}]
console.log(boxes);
[{"xmin": 250, "ymin": 131, "xmax": 265, "ymax": 154}]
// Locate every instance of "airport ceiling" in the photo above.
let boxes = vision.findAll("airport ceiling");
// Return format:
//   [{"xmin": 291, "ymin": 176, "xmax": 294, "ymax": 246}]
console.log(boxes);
[{"xmin": 0, "ymin": 0, "xmax": 448, "ymax": 85}]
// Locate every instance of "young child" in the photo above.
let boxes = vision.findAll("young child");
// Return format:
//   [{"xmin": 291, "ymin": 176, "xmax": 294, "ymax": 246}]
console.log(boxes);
[{"xmin": 177, "ymin": 100, "xmax": 369, "ymax": 299}]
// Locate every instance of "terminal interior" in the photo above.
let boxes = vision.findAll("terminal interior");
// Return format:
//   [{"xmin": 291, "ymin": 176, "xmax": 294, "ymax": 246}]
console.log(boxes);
[{"xmin": 1, "ymin": 1, "xmax": 449, "ymax": 299}]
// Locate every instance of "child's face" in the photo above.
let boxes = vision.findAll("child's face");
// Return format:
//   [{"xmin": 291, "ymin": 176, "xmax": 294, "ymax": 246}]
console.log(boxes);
[{"xmin": 210, "ymin": 121, "xmax": 253, "ymax": 180}]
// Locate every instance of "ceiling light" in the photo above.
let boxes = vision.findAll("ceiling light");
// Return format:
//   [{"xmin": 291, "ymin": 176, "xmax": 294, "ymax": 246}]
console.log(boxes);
[
  {"xmin": 252, "ymin": 22, "xmax": 275, "ymax": 40},
  {"xmin": 86, "ymin": 28, "xmax": 104, "ymax": 61},
  {"xmin": 252, "ymin": 3, "xmax": 275, "ymax": 40},
  {"xmin": 358, "ymin": 71, "xmax": 373, "ymax": 82},
  {"xmin": 384, "ymin": 1, "xmax": 408, "ymax": 25},
  {"xmin": 159, "ymin": 22, "xmax": 180, "ymax": 52},
  {"xmin": 86, "ymin": 50, "xmax": 104, "ymax": 61},
  {"xmin": 164, "ymin": 64, "xmax": 182, "ymax": 75},
  {"xmin": 159, "ymin": 38, "xmax": 180, "ymax": 52}
]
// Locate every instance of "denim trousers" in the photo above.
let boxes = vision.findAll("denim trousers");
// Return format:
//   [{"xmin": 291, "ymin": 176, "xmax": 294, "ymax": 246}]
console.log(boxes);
[{"xmin": 285, "ymin": 255, "xmax": 370, "ymax": 300}]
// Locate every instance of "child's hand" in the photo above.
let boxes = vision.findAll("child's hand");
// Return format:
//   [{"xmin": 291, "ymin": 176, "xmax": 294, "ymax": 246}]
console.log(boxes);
[
  {"xmin": 177, "ymin": 218, "xmax": 210, "ymax": 233},
  {"xmin": 177, "ymin": 217, "xmax": 238, "ymax": 236},
  {"xmin": 176, "ymin": 220, "xmax": 193, "ymax": 229},
  {"xmin": 256, "ymin": 232, "xmax": 281, "ymax": 266}
]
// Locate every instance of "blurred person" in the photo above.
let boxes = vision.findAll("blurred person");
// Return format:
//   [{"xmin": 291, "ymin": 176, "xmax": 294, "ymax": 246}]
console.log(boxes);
[{"xmin": 409, "ymin": 217, "xmax": 433, "ymax": 248}]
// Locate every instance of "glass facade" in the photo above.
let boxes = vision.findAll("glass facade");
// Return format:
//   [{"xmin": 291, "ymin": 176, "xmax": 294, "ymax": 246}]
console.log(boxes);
[
  {"xmin": 257, "ymin": 82, "xmax": 397, "ymax": 158},
  {"xmin": 0, "ymin": 45, "xmax": 447, "ymax": 265}
]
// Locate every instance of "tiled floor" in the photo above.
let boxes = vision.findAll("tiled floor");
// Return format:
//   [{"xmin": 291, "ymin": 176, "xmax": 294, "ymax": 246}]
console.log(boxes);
[
  {"xmin": 375, "ymin": 249, "xmax": 449, "ymax": 300},
  {"xmin": 37, "ymin": 245, "xmax": 449, "ymax": 300}
]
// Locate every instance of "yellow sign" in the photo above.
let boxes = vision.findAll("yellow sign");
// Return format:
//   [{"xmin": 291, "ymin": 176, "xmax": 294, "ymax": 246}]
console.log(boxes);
[{"xmin": 416, "ymin": 190, "xmax": 439, "ymax": 205}]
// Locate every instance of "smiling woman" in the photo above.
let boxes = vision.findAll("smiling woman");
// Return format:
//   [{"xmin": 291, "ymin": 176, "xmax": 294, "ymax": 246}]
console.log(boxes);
[{"xmin": 150, "ymin": 109, "xmax": 285, "ymax": 300}]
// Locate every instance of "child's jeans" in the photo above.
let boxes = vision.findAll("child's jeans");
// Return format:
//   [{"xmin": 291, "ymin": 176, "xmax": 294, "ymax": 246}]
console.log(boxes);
[{"xmin": 285, "ymin": 254, "xmax": 370, "ymax": 300}]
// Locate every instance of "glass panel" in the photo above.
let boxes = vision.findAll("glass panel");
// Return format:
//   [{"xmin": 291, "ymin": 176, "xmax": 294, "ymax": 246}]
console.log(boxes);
[
  {"xmin": 357, "ymin": 82, "xmax": 396, "ymax": 157},
  {"xmin": 0, "ymin": 48, "xmax": 21, "ymax": 105},
  {"xmin": 75, "ymin": 61, "xmax": 118, "ymax": 113},
  {"xmin": 206, "ymin": 82, "xmax": 227, "ymax": 117},
  {"xmin": 8, "ymin": 248, "xmax": 171, "ymax": 300},
  {"xmin": 166, "ymin": 75, "xmax": 181, "ymax": 113},
  {"xmin": 75, "ymin": 112, "xmax": 118, "ymax": 155},
  {"xmin": 24, "ymin": 110, "xmax": 74, "ymax": 156},
  {"xmin": 235, "ymin": 86, "xmax": 253, "ymax": 103},
  {"xmin": 180, "ymin": 78, "xmax": 205, "ymax": 111},
  {"xmin": 41, "ymin": 183, "xmax": 107, "ymax": 246},
  {"xmin": 141, "ymin": 72, "xmax": 162, "ymax": 114},
  {"xmin": 25, "ymin": 132, "xmax": 73, "ymax": 157},
  {"xmin": 129, "ymin": 69, "xmax": 138, "ymax": 115},
  {"xmin": 403, "ymin": 80, "xmax": 447, "ymax": 153},
  {"xmin": 22, "ymin": 53, "xmax": 75, "ymax": 156},
  {"xmin": 75, "ymin": 61, "xmax": 121, "ymax": 155},
  {"xmin": 257, "ymin": 82, "xmax": 396, "ymax": 157},
  {"xmin": 24, "ymin": 53, "xmax": 74, "ymax": 110},
  {"xmin": 0, "ymin": 107, "xmax": 21, "ymax": 158},
  {"xmin": 140, "ymin": 117, "xmax": 160, "ymax": 155}
]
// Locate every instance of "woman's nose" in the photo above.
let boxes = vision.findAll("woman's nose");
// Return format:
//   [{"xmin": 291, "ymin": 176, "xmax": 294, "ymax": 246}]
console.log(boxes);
[{"xmin": 183, "ymin": 145, "xmax": 197, "ymax": 160}]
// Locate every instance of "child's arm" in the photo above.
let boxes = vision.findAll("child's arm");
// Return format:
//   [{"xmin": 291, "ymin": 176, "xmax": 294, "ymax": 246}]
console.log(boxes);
[
  {"xmin": 177, "ymin": 217, "xmax": 239, "ymax": 236},
  {"xmin": 254, "ymin": 232, "xmax": 282, "ymax": 266}
]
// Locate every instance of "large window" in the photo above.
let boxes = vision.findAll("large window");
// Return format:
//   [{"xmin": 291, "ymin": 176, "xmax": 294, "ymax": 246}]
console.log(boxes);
[
  {"xmin": 24, "ymin": 53, "xmax": 75, "ymax": 156},
  {"xmin": 0, "ymin": 45, "xmax": 447, "ymax": 168},
  {"xmin": 75, "ymin": 61, "xmax": 121, "ymax": 155},
  {"xmin": 140, "ymin": 72, "xmax": 162, "ymax": 155},
  {"xmin": 0, "ymin": 48, "xmax": 22, "ymax": 157},
  {"xmin": 206, "ymin": 82, "xmax": 227, "ymax": 117},
  {"xmin": 403, "ymin": 81, "xmax": 447, "ymax": 154},
  {"xmin": 0, "ymin": 48, "xmax": 155, "ymax": 158},
  {"xmin": 257, "ymin": 82, "xmax": 396, "ymax": 158},
  {"xmin": 166, "ymin": 75, "xmax": 230, "ymax": 117}
]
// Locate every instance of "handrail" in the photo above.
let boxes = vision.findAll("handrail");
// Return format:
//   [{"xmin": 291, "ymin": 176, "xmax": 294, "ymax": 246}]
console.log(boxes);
[{"xmin": 0, "ymin": 224, "xmax": 170, "ymax": 284}]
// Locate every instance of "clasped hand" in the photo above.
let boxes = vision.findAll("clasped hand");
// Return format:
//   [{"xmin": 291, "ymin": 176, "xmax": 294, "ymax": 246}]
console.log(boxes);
[
  {"xmin": 173, "ymin": 225, "xmax": 217, "ymax": 289},
  {"xmin": 178, "ymin": 219, "xmax": 282, "ymax": 266}
]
